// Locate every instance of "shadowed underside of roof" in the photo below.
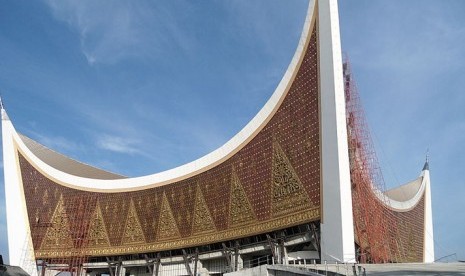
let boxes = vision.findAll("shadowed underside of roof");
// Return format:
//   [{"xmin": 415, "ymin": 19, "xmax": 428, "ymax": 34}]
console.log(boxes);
[
  {"xmin": 385, "ymin": 177, "xmax": 423, "ymax": 202},
  {"xmin": 18, "ymin": 133, "xmax": 126, "ymax": 180}
]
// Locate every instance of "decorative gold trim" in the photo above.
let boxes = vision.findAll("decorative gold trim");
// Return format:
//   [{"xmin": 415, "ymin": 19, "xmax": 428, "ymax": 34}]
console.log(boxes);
[{"xmin": 35, "ymin": 207, "xmax": 320, "ymax": 258}]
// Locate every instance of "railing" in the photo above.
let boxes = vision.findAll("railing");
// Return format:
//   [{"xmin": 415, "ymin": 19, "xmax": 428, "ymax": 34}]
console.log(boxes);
[
  {"xmin": 282, "ymin": 260, "xmax": 366, "ymax": 276},
  {"xmin": 242, "ymin": 255, "xmax": 274, "ymax": 269},
  {"xmin": 242, "ymin": 255, "xmax": 366, "ymax": 276}
]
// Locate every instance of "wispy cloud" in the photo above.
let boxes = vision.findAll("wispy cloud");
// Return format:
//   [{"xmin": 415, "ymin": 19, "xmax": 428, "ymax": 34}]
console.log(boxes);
[
  {"xmin": 27, "ymin": 130, "xmax": 84, "ymax": 154},
  {"xmin": 43, "ymin": 0, "xmax": 194, "ymax": 65},
  {"xmin": 96, "ymin": 134, "xmax": 142, "ymax": 155}
]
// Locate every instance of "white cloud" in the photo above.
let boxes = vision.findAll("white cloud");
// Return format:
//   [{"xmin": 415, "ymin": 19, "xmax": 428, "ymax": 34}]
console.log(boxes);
[
  {"xmin": 96, "ymin": 134, "xmax": 142, "ymax": 155},
  {"xmin": 43, "ymin": 0, "xmax": 194, "ymax": 65},
  {"xmin": 27, "ymin": 131, "xmax": 83, "ymax": 154}
]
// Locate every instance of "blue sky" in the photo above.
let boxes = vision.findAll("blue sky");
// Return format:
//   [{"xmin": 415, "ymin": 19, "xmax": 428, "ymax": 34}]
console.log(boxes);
[{"xmin": 1, "ymin": 0, "xmax": 464, "ymax": 263}]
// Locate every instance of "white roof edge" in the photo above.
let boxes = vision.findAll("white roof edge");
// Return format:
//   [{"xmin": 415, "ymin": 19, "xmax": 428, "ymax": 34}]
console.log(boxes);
[
  {"xmin": 373, "ymin": 173, "xmax": 427, "ymax": 212},
  {"xmin": 11, "ymin": 0, "xmax": 317, "ymax": 192}
]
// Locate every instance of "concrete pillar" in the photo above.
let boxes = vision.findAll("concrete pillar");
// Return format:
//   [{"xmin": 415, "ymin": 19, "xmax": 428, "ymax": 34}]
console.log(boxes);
[
  {"xmin": 233, "ymin": 254, "xmax": 243, "ymax": 271},
  {"xmin": 283, "ymin": 246, "xmax": 289, "ymax": 265},
  {"xmin": 318, "ymin": 0, "xmax": 356, "ymax": 263}
]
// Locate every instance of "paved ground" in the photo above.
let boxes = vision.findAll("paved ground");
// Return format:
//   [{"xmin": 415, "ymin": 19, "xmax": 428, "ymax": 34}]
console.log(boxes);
[
  {"xmin": 361, "ymin": 263, "xmax": 465, "ymax": 276},
  {"xmin": 284, "ymin": 262, "xmax": 465, "ymax": 276}
]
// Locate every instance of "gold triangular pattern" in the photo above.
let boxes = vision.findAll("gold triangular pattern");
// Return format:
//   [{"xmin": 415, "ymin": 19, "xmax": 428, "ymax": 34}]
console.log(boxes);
[
  {"xmin": 121, "ymin": 199, "xmax": 146, "ymax": 245},
  {"xmin": 156, "ymin": 192, "xmax": 181, "ymax": 241},
  {"xmin": 87, "ymin": 201, "xmax": 110, "ymax": 247},
  {"xmin": 229, "ymin": 169, "xmax": 256, "ymax": 227},
  {"xmin": 271, "ymin": 141, "xmax": 312, "ymax": 217},
  {"xmin": 191, "ymin": 183, "xmax": 216, "ymax": 235},
  {"xmin": 40, "ymin": 195, "xmax": 73, "ymax": 250}
]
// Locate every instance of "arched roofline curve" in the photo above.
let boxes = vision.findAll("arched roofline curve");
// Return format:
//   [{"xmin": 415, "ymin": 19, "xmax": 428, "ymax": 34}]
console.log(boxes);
[{"xmin": 3, "ymin": 1, "xmax": 317, "ymax": 193}]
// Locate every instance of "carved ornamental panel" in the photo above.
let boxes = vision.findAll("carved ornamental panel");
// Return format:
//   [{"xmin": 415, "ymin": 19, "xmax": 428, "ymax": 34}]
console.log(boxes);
[
  {"xmin": 87, "ymin": 201, "xmax": 111, "ymax": 247},
  {"xmin": 271, "ymin": 141, "xmax": 313, "ymax": 217},
  {"xmin": 40, "ymin": 195, "xmax": 73, "ymax": 250},
  {"xmin": 229, "ymin": 170, "xmax": 256, "ymax": 227},
  {"xmin": 121, "ymin": 199, "xmax": 146, "ymax": 245}
]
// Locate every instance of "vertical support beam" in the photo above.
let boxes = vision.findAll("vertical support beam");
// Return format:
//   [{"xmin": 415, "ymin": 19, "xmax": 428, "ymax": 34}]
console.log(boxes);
[
  {"xmin": 309, "ymin": 223, "xmax": 320, "ymax": 256},
  {"xmin": 182, "ymin": 249, "xmax": 193, "ymax": 276},
  {"xmin": 280, "ymin": 242, "xmax": 288, "ymax": 265},
  {"xmin": 77, "ymin": 265, "xmax": 83, "ymax": 276},
  {"xmin": 193, "ymin": 248, "xmax": 199, "ymax": 276},
  {"xmin": 40, "ymin": 262, "xmax": 46, "ymax": 276},
  {"xmin": 318, "ymin": 0, "xmax": 356, "ymax": 263},
  {"xmin": 278, "ymin": 232, "xmax": 287, "ymax": 265},
  {"xmin": 2, "ymin": 109, "xmax": 38, "ymax": 276},
  {"xmin": 222, "ymin": 243, "xmax": 232, "ymax": 271},
  {"xmin": 421, "ymin": 167, "xmax": 435, "ymax": 262},
  {"xmin": 143, "ymin": 254, "xmax": 154, "ymax": 275},
  {"xmin": 234, "ymin": 241, "xmax": 240, "ymax": 271},
  {"xmin": 106, "ymin": 257, "xmax": 117, "ymax": 276},
  {"xmin": 266, "ymin": 234, "xmax": 279, "ymax": 264},
  {"xmin": 154, "ymin": 253, "xmax": 161, "ymax": 276},
  {"xmin": 118, "ymin": 266, "xmax": 126, "ymax": 276}
]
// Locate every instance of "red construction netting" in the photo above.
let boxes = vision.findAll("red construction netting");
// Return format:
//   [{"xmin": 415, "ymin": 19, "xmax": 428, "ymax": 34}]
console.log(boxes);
[{"xmin": 343, "ymin": 57, "xmax": 398, "ymax": 263}]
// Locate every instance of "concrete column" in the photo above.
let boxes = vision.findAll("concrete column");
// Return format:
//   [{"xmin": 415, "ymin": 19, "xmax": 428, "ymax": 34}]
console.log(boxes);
[
  {"xmin": 283, "ymin": 246, "xmax": 289, "ymax": 265},
  {"xmin": 2, "ymin": 109, "xmax": 38, "ymax": 275},
  {"xmin": 318, "ymin": 0, "xmax": 356, "ymax": 263},
  {"xmin": 421, "ymin": 168, "xmax": 435, "ymax": 262},
  {"xmin": 233, "ymin": 254, "xmax": 243, "ymax": 270}
]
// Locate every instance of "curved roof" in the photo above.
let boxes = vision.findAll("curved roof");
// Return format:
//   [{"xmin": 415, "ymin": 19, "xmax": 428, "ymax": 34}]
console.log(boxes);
[
  {"xmin": 371, "ymin": 170, "xmax": 429, "ymax": 212},
  {"xmin": 385, "ymin": 177, "xmax": 423, "ymax": 202},
  {"xmin": 4, "ymin": 1, "xmax": 317, "ymax": 192}
]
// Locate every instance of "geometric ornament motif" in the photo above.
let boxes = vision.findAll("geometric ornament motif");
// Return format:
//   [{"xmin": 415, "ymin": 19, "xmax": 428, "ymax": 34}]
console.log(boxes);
[
  {"xmin": 191, "ymin": 183, "xmax": 216, "ymax": 235},
  {"xmin": 40, "ymin": 194, "xmax": 73, "ymax": 250},
  {"xmin": 156, "ymin": 192, "xmax": 181, "ymax": 241},
  {"xmin": 121, "ymin": 199, "xmax": 146, "ymax": 245},
  {"xmin": 229, "ymin": 169, "xmax": 256, "ymax": 228},
  {"xmin": 87, "ymin": 201, "xmax": 110, "ymax": 247},
  {"xmin": 271, "ymin": 141, "xmax": 312, "ymax": 217}
]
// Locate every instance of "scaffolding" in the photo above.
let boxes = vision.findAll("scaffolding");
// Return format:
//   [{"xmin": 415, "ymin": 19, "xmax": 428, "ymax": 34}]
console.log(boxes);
[
  {"xmin": 343, "ymin": 57, "xmax": 397, "ymax": 263},
  {"xmin": 30, "ymin": 192, "xmax": 98, "ymax": 276}
]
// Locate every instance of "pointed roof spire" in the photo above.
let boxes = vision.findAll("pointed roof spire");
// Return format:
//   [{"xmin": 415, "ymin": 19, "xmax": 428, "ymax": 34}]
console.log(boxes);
[
  {"xmin": 422, "ymin": 149, "xmax": 429, "ymax": 171},
  {"xmin": 0, "ymin": 94, "xmax": 9, "ymax": 120}
]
